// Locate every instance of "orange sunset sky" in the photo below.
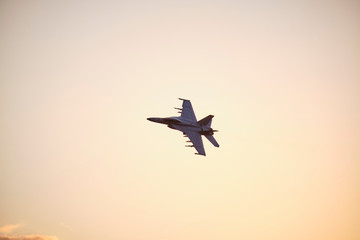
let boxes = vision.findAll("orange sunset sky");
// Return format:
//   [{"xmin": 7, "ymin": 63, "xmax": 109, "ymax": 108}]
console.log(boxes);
[{"xmin": 1, "ymin": 1, "xmax": 359, "ymax": 240}]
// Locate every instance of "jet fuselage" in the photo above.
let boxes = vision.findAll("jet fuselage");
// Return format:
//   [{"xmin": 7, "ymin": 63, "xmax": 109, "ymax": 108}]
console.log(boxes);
[
  {"xmin": 147, "ymin": 117, "xmax": 215, "ymax": 135},
  {"xmin": 147, "ymin": 98, "xmax": 219, "ymax": 155}
]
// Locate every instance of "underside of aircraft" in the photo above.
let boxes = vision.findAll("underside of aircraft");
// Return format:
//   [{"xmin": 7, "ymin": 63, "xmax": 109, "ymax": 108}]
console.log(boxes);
[{"xmin": 147, "ymin": 98, "xmax": 219, "ymax": 156}]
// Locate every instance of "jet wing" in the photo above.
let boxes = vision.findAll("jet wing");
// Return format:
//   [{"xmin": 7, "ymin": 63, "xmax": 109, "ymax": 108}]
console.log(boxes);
[
  {"xmin": 185, "ymin": 131, "xmax": 206, "ymax": 156},
  {"xmin": 179, "ymin": 98, "xmax": 197, "ymax": 122}
]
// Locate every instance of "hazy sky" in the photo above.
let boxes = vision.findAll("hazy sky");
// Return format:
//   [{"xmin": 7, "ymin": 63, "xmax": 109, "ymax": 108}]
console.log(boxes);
[{"xmin": 1, "ymin": 1, "xmax": 359, "ymax": 240}]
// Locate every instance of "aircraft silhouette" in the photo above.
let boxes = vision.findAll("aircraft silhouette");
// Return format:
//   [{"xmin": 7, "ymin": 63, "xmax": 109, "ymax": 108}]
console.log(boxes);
[{"xmin": 147, "ymin": 98, "xmax": 219, "ymax": 156}]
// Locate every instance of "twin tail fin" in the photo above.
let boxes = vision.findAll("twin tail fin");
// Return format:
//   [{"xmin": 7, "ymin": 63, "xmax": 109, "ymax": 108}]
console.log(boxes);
[
  {"xmin": 198, "ymin": 115, "xmax": 219, "ymax": 147},
  {"xmin": 197, "ymin": 115, "xmax": 214, "ymax": 127}
]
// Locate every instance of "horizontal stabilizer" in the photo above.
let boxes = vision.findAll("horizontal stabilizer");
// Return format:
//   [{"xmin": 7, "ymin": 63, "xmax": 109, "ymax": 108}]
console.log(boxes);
[{"xmin": 205, "ymin": 135, "xmax": 219, "ymax": 147}]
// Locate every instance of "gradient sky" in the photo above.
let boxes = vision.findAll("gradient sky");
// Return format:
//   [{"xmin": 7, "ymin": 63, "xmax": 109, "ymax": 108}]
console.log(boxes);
[{"xmin": 1, "ymin": 1, "xmax": 359, "ymax": 240}]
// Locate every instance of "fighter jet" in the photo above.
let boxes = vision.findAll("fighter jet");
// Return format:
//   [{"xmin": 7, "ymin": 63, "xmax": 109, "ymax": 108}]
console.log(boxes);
[{"xmin": 147, "ymin": 98, "xmax": 219, "ymax": 156}]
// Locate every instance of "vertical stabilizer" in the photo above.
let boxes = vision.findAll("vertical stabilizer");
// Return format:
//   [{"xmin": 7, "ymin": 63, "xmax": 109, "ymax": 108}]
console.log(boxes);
[{"xmin": 197, "ymin": 115, "xmax": 214, "ymax": 127}]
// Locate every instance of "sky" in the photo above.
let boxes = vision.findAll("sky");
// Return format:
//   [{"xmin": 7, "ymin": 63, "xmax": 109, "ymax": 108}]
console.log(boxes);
[{"xmin": 0, "ymin": 1, "xmax": 359, "ymax": 240}]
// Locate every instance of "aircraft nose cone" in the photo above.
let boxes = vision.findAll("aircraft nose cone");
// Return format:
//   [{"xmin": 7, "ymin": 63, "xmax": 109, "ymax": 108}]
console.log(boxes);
[
  {"xmin": 147, "ymin": 117, "xmax": 165, "ymax": 124},
  {"xmin": 147, "ymin": 117, "xmax": 158, "ymax": 122}
]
